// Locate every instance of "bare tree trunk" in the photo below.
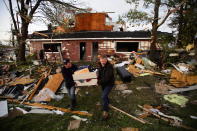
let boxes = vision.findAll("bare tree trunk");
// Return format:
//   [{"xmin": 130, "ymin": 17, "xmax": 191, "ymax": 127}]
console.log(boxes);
[
  {"xmin": 17, "ymin": 38, "xmax": 26, "ymax": 62},
  {"xmin": 177, "ymin": 5, "xmax": 184, "ymax": 48},
  {"xmin": 149, "ymin": 0, "xmax": 160, "ymax": 61},
  {"xmin": 7, "ymin": 0, "xmax": 79, "ymax": 63},
  {"xmin": 195, "ymin": 37, "xmax": 197, "ymax": 61},
  {"xmin": 17, "ymin": 0, "xmax": 30, "ymax": 62},
  {"xmin": 18, "ymin": 22, "xmax": 29, "ymax": 62}
]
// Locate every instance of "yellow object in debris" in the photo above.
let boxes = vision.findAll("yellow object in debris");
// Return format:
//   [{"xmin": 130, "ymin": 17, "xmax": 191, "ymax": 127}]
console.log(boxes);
[
  {"xmin": 115, "ymin": 80, "xmax": 123, "ymax": 85},
  {"xmin": 164, "ymin": 94, "xmax": 188, "ymax": 107},
  {"xmin": 136, "ymin": 58, "xmax": 143, "ymax": 64},
  {"xmin": 186, "ymin": 43, "xmax": 194, "ymax": 51},
  {"xmin": 9, "ymin": 76, "xmax": 35, "ymax": 86},
  {"xmin": 122, "ymin": 128, "xmax": 139, "ymax": 131},
  {"xmin": 170, "ymin": 69, "xmax": 197, "ymax": 87},
  {"xmin": 127, "ymin": 65, "xmax": 141, "ymax": 77}
]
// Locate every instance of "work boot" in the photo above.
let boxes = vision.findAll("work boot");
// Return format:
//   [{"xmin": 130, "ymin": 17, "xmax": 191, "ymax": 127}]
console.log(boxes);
[{"xmin": 102, "ymin": 111, "xmax": 109, "ymax": 120}]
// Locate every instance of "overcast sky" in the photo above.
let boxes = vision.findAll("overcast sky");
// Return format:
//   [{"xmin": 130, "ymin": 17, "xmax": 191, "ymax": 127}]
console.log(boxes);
[{"xmin": 0, "ymin": 0, "xmax": 173, "ymax": 42}]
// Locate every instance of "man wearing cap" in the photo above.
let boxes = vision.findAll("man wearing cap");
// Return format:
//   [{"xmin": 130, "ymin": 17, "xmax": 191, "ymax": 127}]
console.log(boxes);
[
  {"xmin": 61, "ymin": 59, "xmax": 78, "ymax": 110},
  {"xmin": 97, "ymin": 55, "xmax": 115, "ymax": 120}
]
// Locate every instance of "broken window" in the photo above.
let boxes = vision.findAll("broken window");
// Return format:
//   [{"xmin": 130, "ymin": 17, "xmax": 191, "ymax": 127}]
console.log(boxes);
[
  {"xmin": 140, "ymin": 42, "xmax": 150, "ymax": 50},
  {"xmin": 99, "ymin": 41, "xmax": 112, "ymax": 49},
  {"xmin": 43, "ymin": 43, "xmax": 61, "ymax": 52},
  {"xmin": 116, "ymin": 42, "xmax": 139, "ymax": 52}
]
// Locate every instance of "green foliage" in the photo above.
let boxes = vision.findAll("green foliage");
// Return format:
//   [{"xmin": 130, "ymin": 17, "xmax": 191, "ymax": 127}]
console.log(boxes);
[
  {"xmin": 169, "ymin": 0, "xmax": 197, "ymax": 47},
  {"xmin": 125, "ymin": 9, "xmax": 151, "ymax": 23},
  {"xmin": 158, "ymin": 33, "xmax": 175, "ymax": 47}
]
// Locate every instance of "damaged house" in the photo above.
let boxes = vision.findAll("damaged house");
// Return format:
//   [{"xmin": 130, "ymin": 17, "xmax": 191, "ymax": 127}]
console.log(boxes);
[{"xmin": 28, "ymin": 13, "xmax": 168, "ymax": 62}]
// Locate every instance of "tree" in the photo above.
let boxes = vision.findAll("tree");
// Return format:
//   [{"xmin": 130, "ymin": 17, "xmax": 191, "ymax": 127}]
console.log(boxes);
[
  {"xmin": 169, "ymin": 0, "xmax": 197, "ymax": 47},
  {"xmin": 5, "ymin": 0, "xmax": 84, "ymax": 62},
  {"xmin": 39, "ymin": 1, "xmax": 87, "ymax": 33},
  {"xmin": 125, "ymin": 0, "xmax": 186, "ymax": 60}
]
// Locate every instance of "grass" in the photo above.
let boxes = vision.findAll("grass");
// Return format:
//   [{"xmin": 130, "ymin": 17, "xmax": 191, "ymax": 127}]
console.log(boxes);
[{"xmin": 0, "ymin": 64, "xmax": 197, "ymax": 131}]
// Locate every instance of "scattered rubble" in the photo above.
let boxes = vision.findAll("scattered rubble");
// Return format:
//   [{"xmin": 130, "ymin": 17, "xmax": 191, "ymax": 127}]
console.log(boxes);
[{"xmin": 0, "ymin": 48, "xmax": 196, "ymax": 130}]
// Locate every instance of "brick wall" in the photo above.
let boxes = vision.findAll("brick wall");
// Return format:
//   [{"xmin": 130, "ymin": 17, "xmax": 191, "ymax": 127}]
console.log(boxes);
[{"xmin": 30, "ymin": 39, "xmax": 151, "ymax": 62}]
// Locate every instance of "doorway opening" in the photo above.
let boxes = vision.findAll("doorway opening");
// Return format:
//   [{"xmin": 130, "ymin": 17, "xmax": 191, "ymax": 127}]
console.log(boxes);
[
  {"xmin": 80, "ymin": 42, "xmax": 86, "ymax": 60},
  {"xmin": 92, "ymin": 42, "xmax": 98, "ymax": 61}
]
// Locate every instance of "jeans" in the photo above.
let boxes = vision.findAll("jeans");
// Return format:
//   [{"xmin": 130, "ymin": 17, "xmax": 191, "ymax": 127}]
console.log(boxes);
[
  {"xmin": 101, "ymin": 85, "xmax": 113, "ymax": 111},
  {"xmin": 65, "ymin": 82, "xmax": 76, "ymax": 107},
  {"xmin": 67, "ymin": 86, "xmax": 76, "ymax": 100}
]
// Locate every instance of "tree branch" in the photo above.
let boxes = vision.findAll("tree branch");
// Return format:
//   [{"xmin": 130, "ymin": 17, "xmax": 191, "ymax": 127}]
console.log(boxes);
[
  {"xmin": 157, "ymin": 0, "xmax": 186, "ymax": 28},
  {"xmin": 8, "ymin": 0, "xmax": 18, "ymax": 32},
  {"xmin": 16, "ymin": 0, "xmax": 21, "ymax": 12},
  {"xmin": 29, "ymin": 0, "xmax": 42, "ymax": 19},
  {"xmin": 47, "ymin": 0, "xmax": 87, "ymax": 11},
  {"xmin": 157, "ymin": 0, "xmax": 187, "ymax": 28}
]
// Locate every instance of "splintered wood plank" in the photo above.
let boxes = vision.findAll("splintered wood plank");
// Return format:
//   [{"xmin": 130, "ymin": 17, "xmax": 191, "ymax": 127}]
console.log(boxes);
[
  {"xmin": 109, "ymin": 105, "xmax": 147, "ymax": 124},
  {"xmin": 8, "ymin": 99, "xmax": 92, "ymax": 117},
  {"xmin": 28, "ymin": 68, "xmax": 51, "ymax": 100},
  {"xmin": 9, "ymin": 76, "xmax": 35, "ymax": 86},
  {"xmin": 28, "ymin": 75, "xmax": 46, "ymax": 100}
]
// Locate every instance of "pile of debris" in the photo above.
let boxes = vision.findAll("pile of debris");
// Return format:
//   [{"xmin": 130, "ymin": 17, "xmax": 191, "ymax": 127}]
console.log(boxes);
[
  {"xmin": 106, "ymin": 51, "xmax": 197, "ymax": 130},
  {"xmin": 0, "ymin": 49, "xmax": 196, "ymax": 130},
  {"xmin": 0, "ymin": 64, "xmax": 95, "ymax": 128}
]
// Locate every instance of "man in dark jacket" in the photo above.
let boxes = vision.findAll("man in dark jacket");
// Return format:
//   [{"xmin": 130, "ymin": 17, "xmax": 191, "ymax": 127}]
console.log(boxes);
[
  {"xmin": 97, "ymin": 55, "xmax": 115, "ymax": 120},
  {"xmin": 61, "ymin": 59, "xmax": 78, "ymax": 110}
]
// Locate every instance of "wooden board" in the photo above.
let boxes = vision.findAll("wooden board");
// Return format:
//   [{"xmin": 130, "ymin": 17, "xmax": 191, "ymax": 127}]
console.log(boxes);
[
  {"xmin": 28, "ymin": 68, "xmax": 51, "ymax": 100},
  {"xmin": 9, "ymin": 76, "xmax": 35, "ymax": 86},
  {"xmin": 33, "ymin": 73, "xmax": 64, "ymax": 101},
  {"xmin": 8, "ymin": 99, "xmax": 92, "ymax": 117},
  {"xmin": 43, "ymin": 73, "xmax": 63, "ymax": 92}
]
